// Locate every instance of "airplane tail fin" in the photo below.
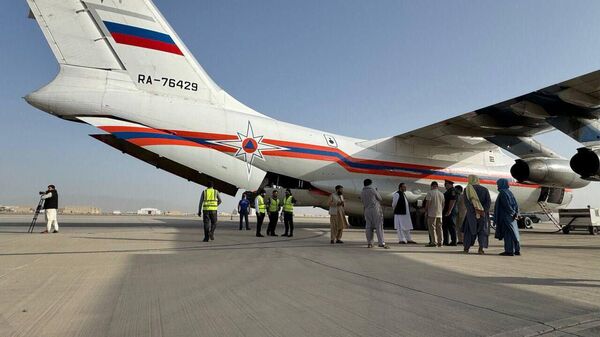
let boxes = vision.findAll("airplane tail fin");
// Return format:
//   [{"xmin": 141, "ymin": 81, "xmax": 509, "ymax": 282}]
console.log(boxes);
[{"xmin": 27, "ymin": 0, "xmax": 261, "ymax": 115}]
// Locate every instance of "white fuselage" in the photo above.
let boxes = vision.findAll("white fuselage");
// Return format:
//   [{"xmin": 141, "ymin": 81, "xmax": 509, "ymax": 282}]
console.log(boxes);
[{"xmin": 27, "ymin": 65, "xmax": 571, "ymax": 217}]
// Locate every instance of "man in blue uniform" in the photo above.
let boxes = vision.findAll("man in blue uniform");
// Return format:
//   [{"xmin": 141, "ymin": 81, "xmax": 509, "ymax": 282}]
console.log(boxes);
[{"xmin": 238, "ymin": 193, "xmax": 251, "ymax": 230}]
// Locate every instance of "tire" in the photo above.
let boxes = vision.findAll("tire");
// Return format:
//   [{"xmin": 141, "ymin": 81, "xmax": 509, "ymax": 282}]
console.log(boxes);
[
  {"xmin": 589, "ymin": 226, "xmax": 599, "ymax": 235},
  {"xmin": 348, "ymin": 216, "xmax": 365, "ymax": 228},
  {"xmin": 562, "ymin": 225, "xmax": 571, "ymax": 234},
  {"xmin": 531, "ymin": 217, "xmax": 541, "ymax": 224},
  {"xmin": 524, "ymin": 217, "xmax": 534, "ymax": 229}
]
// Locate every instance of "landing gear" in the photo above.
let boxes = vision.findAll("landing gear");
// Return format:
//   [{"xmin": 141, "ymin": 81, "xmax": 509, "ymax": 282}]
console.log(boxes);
[
  {"xmin": 589, "ymin": 226, "xmax": 599, "ymax": 235},
  {"xmin": 524, "ymin": 217, "xmax": 533, "ymax": 229},
  {"xmin": 516, "ymin": 217, "xmax": 533, "ymax": 229},
  {"xmin": 348, "ymin": 216, "xmax": 365, "ymax": 228}
]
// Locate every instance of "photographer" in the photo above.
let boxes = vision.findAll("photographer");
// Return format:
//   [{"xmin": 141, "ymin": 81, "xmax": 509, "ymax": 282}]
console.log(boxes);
[{"xmin": 39, "ymin": 185, "xmax": 59, "ymax": 234}]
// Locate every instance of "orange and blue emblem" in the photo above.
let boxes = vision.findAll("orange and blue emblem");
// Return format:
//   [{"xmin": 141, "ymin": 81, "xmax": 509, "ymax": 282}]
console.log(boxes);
[
  {"xmin": 209, "ymin": 121, "xmax": 286, "ymax": 176},
  {"xmin": 242, "ymin": 138, "xmax": 258, "ymax": 154}
]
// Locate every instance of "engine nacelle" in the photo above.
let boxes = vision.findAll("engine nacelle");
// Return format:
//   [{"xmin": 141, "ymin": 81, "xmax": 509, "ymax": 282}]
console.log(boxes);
[
  {"xmin": 510, "ymin": 158, "xmax": 589, "ymax": 189},
  {"xmin": 570, "ymin": 148, "xmax": 600, "ymax": 181}
]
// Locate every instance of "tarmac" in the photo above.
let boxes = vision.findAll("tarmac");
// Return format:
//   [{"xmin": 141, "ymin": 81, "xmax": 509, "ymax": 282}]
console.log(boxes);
[{"xmin": 0, "ymin": 214, "xmax": 599, "ymax": 337}]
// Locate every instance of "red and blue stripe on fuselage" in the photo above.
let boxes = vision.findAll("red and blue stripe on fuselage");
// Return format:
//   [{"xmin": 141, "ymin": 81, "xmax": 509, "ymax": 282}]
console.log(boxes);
[{"xmin": 101, "ymin": 126, "xmax": 530, "ymax": 187}]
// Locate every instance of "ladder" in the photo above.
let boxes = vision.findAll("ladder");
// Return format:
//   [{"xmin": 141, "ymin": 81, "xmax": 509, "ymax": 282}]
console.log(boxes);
[{"xmin": 538, "ymin": 201, "xmax": 561, "ymax": 230}]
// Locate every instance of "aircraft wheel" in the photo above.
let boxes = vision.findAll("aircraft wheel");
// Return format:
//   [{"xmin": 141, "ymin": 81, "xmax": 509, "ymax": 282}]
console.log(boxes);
[
  {"xmin": 589, "ymin": 226, "xmax": 599, "ymax": 235},
  {"xmin": 348, "ymin": 216, "xmax": 365, "ymax": 228},
  {"xmin": 524, "ymin": 217, "xmax": 534, "ymax": 229},
  {"xmin": 562, "ymin": 225, "xmax": 571, "ymax": 234}
]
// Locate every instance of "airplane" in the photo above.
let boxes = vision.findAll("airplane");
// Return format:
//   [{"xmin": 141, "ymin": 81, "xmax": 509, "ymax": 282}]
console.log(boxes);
[{"xmin": 24, "ymin": 0, "xmax": 600, "ymax": 227}]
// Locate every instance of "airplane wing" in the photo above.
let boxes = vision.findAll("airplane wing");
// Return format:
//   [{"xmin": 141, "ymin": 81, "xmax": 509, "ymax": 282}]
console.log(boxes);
[{"xmin": 390, "ymin": 69, "xmax": 600, "ymax": 156}]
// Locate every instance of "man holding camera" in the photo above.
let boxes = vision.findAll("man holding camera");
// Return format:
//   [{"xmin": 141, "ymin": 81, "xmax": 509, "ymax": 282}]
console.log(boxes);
[{"xmin": 40, "ymin": 185, "xmax": 59, "ymax": 234}]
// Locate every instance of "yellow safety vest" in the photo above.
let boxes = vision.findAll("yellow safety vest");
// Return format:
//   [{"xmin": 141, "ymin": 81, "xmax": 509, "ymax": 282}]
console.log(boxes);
[
  {"xmin": 268, "ymin": 198, "xmax": 280, "ymax": 213},
  {"xmin": 257, "ymin": 195, "xmax": 266, "ymax": 214},
  {"xmin": 283, "ymin": 196, "xmax": 294, "ymax": 213},
  {"xmin": 202, "ymin": 188, "xmax": 218, "ymax": 211}
]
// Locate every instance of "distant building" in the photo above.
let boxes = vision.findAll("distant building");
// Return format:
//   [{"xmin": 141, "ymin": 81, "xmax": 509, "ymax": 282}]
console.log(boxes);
[
  {"xmin": 137, "ymin": 208, "xmax": 162, "ymax": 215},
  {"xmin": 5, "ymin": 206, "xmax": 35, "ymax": 214},
  {"xmin": 60, "ymin": 206, "xmax": 102, "ymax": 215},
  {"xmin": 164, "ymin": 210, "xmax": 185, "ymax": 216}
]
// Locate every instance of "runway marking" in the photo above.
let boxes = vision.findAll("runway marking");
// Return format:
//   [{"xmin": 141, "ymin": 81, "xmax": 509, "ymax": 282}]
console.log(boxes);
[
  {"xmin": 490, "ymin": 312, "xmax": 600, "ymax": 337},
  {"xmin": 0, "ymin": 256, "xmax": 45, "ymax": 280}
]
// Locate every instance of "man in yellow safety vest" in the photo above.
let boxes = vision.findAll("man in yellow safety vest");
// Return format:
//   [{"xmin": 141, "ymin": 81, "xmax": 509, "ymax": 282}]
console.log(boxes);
[
  {"xmin": 255, "ymin": 190, "xmax": 267, "ymax": 237},
  {"xmin": 266, "ymin": 190, "xmax": 281, "ymax": 236},
  {"xmin": 282, "ymin": 189, "xmax": 297, "ymax": 237},
  {"xmin": 198, "ymin": 181, "xmax": 222, "ymax": 242}
]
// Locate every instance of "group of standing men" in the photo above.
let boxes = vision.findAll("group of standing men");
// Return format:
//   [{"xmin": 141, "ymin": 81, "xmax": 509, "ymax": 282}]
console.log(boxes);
[
  {"xmin": 326, "ymin": 179, "xmax": 414, "ymax": 249},
  {"xmin": 424, "ymin": 175, "xmax": 521, "ymax": 255},
  {"xmin": 328, "ymin": 175, "xmax": 519, "ymax": 255},
  {"xmin": 424, "ymin": 177, "xmax": 490, "ymax": 253},
  {"xmin": 198, "ymin": 183, "xmax": 297, "ymax": 241},
  {"xmin": 252, "ymin": 189, "xmax": 296, "ymax": 237},
  {"xmin": 423, "ymin": 180, "xmax": 462, "ymax": 248},
  {"xmin": 199, "ymin": 175, "xmax": 521, "ymax": 256}
]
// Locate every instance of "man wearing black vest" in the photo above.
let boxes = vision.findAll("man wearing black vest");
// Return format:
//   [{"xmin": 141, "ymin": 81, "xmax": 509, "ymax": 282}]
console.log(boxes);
[
  {"xmin": 392, "ymin": 183, "xmax": 416, "ymax": 244},
  {"xmin": 40, "ymin": 184, "xmax": 59, "ymax": 234},
  {"xmin": 443, "ymin": 180, "xmax": 458, "ymax": 246},
  {"xmin": 266, "ymin": 190, "xmax": 281, "ymax": 236}
]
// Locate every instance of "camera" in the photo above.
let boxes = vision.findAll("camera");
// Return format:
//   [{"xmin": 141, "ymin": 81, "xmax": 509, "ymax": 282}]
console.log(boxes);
[{"xmin": 39, "ymin": 191, "xmax": 46, "ymax": 195}]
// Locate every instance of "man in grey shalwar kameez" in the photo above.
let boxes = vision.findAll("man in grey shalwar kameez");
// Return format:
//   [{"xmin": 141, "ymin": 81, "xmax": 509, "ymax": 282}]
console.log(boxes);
[
  {"xmin": 463, "ymin": 175, "xmax": 491, "ymax": 254},
  {"xmin": 360, "ymin": 179, "xmax": 389, "ymax": 249}
]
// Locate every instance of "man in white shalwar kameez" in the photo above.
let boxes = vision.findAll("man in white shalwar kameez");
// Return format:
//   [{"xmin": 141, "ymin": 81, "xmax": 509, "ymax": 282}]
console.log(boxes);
[{"xmin": 392, "ymin": 183, "xmax": 416, "ymax": 244}]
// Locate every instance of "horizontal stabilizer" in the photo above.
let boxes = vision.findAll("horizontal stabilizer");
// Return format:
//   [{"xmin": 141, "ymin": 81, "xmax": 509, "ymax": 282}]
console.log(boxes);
[
  {"xmin": 92, "ymin": 134, "xmax": 239, "ymax": 195},
  {"xmin": 80, "ymin": 117, "xmax": 267, "ymax": 194},
  {"xmin": 27, "ymin": 0, "xmax": 123, "ymax": 70}
]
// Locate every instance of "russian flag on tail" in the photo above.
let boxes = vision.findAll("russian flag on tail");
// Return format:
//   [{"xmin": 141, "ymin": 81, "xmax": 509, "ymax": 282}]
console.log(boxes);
[{"xmin": 104, "ymin": 21, "xmax": 183, "ymax": 56}]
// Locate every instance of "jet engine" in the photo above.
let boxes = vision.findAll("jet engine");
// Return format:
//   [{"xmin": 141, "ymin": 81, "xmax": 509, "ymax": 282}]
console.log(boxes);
[
  {"xmin": 510, "ymin": 158, "xmax": 589, "ymax": 188},
  {"xmin": 570, "ymin": 148, "xmax": 600, "ymax": 180}
]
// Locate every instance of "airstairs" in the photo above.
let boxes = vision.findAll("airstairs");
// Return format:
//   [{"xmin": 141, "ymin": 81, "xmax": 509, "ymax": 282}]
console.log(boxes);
[{"xmin": 538, "ymin": 201, "xmax": 561, "ymax": 230}]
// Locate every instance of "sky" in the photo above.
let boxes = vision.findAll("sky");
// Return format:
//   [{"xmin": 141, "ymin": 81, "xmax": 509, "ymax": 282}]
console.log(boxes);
[{"xmin": 2, "ymin": 0, "xmax": 600, "ymax": 213}]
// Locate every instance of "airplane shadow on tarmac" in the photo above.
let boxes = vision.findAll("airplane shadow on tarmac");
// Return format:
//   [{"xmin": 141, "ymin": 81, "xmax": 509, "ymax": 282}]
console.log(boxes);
[
  {"xmin": 482, "ymin": 277, "xmax": 600, "ymax": 288},
  {"xmin": 73, "ymin": 221, "xmax": 600, "ymax": 337},
  {"xmin": 2, "ymin": 217, "xmax": 600, "ymax": 336}
]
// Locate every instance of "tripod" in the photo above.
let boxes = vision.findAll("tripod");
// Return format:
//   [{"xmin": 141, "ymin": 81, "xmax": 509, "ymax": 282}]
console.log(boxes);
[{"xmin": 28, "ymin": 197, "xmax": 45, "ymax": 233}]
